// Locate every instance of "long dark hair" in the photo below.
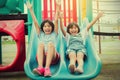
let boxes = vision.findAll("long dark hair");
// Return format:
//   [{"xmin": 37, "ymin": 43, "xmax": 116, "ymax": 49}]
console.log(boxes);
[
  {"xmin": 40, "ymin": 19, "xmax": 54, "ymax": 32},
  {"xmin": 67, "ymin": 22, "xmax": 80, "ymax": 34}
]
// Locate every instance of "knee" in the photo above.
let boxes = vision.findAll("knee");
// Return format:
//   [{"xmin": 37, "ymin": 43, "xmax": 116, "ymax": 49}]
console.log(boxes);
[
  {"xmin": 69, "ymin": 53, "xmax": 76, "ymax": 59},
  {"xmin": 77, "ymin": 53, "xmax": 84, "ymax": 58},
  {"xmin": 47, "ymin": 42, "xmax": 54, "ymax": 48},
  {"xmin": 38, "ymin": 43, "xmax": 44, "ymax": 48}
]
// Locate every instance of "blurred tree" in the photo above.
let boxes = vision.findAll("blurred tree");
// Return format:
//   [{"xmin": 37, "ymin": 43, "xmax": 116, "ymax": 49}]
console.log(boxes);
[{"xmin": 117, "ymin": 18, "xmax": 120, "ymax": 39}]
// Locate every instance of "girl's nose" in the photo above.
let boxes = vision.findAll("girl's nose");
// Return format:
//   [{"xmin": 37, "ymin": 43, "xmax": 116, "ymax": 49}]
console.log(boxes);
[
  {"xmin": 73, "ymin": 29, "xmax": 76, "ymax": 31},
  {"xmin": 46, "ymin": 26, "xmax": 49, "ymax": 29}
]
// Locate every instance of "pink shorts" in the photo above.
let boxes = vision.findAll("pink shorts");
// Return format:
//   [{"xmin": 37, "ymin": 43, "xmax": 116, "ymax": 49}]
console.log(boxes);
[{"xmin": 36, "ymin": 52, "xmax": 60, "ymax": 65}]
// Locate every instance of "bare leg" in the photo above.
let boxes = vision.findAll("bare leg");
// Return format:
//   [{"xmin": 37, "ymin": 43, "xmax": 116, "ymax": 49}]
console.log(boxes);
[
  {"xmin": 45, "ymin": 42, "xmax": 56, "ymax": 68},
  {"xmin": 43, "ymin": 42, "xmax": 56, "ymax": 76},
  {"xmin": 68, "ymin": 52, "xmax": 76, "ymax": 73},
  {"xmin": 37, "ymin": 43, "xmax": 44, "ymax": 67},
  {"xmin": 76, "ymin": 52, "xmax": 84, "ymax": 73},
  {"xmin": 69, "ymin": 53, "xmax": 76, "ymax": 66},
  {"xmin": 33, "ymin": 43, "xmax": 45, "ymax": 75}
]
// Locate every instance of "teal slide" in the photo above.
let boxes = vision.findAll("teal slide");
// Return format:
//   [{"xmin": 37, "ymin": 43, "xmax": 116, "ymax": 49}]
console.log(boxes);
[{"xmin": 24, "ymin": 19, "xmax": 102, "ymax": 80}]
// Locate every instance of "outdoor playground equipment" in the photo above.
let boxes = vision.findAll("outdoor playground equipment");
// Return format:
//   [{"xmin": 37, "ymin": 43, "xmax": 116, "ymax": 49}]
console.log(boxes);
[
  {"xmin": 24, "ymin": 0, "xmax": 102, "ymax": 80},
  {"xmin": 0, "ymin": 0, "xmax": 24, "ymax": 14},
  {"xmin": 0, "ymin": 20, "xmax": 25, "ymax": 72},
  {"xmin": 0, "ymin": 0, "xmax": 26, "ymax": 72}
]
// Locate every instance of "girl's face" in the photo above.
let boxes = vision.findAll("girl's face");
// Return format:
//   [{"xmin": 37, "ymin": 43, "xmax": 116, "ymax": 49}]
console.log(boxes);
[
  {"xmin": 43, "ymin": 22, "xmax": 52, "ymax": 34},
  {"xmin": 69, "ymin": 25, "xmax": 79, "ymax": 35}
]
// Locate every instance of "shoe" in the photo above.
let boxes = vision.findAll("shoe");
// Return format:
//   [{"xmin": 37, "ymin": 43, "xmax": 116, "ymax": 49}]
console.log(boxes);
[
  {"xmin": 44, "ymin": 67, "xmax": 51, "ymax": 77},
  {"xmin": 75, "ymin": 67, "xmax": 84, "ymax": 74},
  {"xmin": 68, "ymin": 64, "xmax": 75, "ymax": 73},
  {"xmin": 33, "ymin": 67, "xmax": 44, "ymax": 75}
]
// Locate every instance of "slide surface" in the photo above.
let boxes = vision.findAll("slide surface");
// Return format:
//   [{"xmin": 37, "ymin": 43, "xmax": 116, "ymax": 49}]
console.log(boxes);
[{"xmin": 24, "ymin": 19, "xmax": 102, "ymax": 80}]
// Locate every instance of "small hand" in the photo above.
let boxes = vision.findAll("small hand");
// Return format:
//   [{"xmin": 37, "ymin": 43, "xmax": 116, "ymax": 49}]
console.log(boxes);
[
  {"xmin": 26, "ymin": 1, "xmax": 32, "ymax": 9},
  {"xmin": 56, "ymin": 0, "xmax": 61, "ymax": 11},
  {"xmin": 98, "ymin": 11, "xmax": 104, "ymax": 18},
  {"xmin": 56, "ymin": 0, "xmax": 61, "ymax": 6}
]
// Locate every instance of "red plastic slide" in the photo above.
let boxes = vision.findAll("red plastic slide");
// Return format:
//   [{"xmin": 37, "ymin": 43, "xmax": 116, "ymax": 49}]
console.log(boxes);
[{"xmin": 0, "ymin": 20, "xmax": 25, "ymax": 72}]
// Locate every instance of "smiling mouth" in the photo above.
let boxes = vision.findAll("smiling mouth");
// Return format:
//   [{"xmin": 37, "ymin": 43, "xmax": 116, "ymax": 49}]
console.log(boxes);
[
  {"xmin": 45, "ymin": 30, "xmax": 51, "ymax": 33},
  {"xmin": 71, "ymin": 31, "xmax": 77, "ymax": 34}
]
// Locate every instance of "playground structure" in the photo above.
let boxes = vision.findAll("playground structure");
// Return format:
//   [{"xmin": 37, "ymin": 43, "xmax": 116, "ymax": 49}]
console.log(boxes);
[
  {"xmin": 0, "ymin": 0, "xmax": 102, "ymax": 80},
  {"xmin": 0, "ymin": 0, "xmax": 24, "ymax": 14},
  {"xmin": 0, "ymin": 0, "xmax": 26, "ymax": 72},
  {"xmin": 24, "ymin": 0, "xmax": 101, "ymax": 80},
  {"xmin": 0, "ymin": 20, "xmax": 25, "ymax": 72}
]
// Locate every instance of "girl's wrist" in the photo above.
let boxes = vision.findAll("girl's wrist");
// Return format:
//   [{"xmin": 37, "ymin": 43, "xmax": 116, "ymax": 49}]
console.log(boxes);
[{"xmin": 28, "ymin": 6, "xmax": 32, "ymax": 9}]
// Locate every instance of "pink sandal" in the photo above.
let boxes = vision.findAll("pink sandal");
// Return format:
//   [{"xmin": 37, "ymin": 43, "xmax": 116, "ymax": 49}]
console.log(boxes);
[
  {"xmin": 44, "ymin": 67, "xmax": 51, "ymax": 77},
  {"xmin": 33, "ymin": 67, "xmax": 45, "ymax": 75}
]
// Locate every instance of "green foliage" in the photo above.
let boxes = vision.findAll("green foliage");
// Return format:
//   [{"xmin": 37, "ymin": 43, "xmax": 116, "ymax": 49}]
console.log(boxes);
[{"xmin": 2, "ymin": 40, "xmax": 16, "ymax": 44}]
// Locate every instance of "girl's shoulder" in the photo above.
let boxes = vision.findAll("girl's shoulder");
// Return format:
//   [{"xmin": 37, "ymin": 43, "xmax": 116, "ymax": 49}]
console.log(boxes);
[
  {"xmin": 38, "ymin": 31, "xmax": 44, "ymax": 37},
  {"xmin": 46, "ymin": 31, "xmax": 58, "ymax": 37},
  {"xmin": 40, "ymin": 31, "xmax": 44, "ymax": 35},
  {"xmin": 76, "ymin": 33, "xmax": 82, "ymax": 37}
]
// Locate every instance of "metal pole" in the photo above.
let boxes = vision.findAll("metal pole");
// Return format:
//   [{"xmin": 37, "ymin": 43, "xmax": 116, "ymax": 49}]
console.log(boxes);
[
  {"xmin": 96, "ymin": 0, "xmax": 101, "ymax": 54},
  {"xmin": 0, "ymin": 36, "xmax": 2, "ymax": 64}
]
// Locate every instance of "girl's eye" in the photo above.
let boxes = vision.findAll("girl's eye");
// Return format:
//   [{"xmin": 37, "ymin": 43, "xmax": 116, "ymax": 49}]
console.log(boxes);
[
  {"xmin": 48, "ymin": 25, "xmax": 50, "ymax": 27},
  {"xmin": 48, "ymin": 25, "xmax": 51, "ymax": 27},
  {"xmin": 44, "ymin": 26, "xmax": 47, "ymax": 27}
]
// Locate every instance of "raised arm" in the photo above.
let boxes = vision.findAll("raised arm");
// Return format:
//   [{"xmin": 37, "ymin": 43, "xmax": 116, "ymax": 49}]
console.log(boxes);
[
  {"xmin": 59, "ymin": 14, "xmax": 66, "ymax": 37},
  {"xmin": 54, "ymin": 0, "xmax": 61, "ymax": 34},
  {"xmin": 55, "ymin": 0, "xmax": 66, "ymax": 36},
  {"xmin": 26, "ymin": 1, "xmax": 40, "ymax": 35},
  {"xmin": 86, "ymin": 12, "xmax": 104, "ymax": 31}
]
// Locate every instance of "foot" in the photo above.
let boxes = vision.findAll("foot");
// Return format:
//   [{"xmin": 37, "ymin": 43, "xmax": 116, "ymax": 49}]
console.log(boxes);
[
  {"xmin": 33, "ymin": 67, "xmax": 44, "ymax": 75},
  {"xmin": 75, "ymin": 67, "xmax": 84, "ymax": 74},
  {"xmin": 44, "ymin": 67, "xmax": 51, "ymax": 77},
  {"xmin": 68, "ymin": 64, "xmax": 75, "ymax": 73}
]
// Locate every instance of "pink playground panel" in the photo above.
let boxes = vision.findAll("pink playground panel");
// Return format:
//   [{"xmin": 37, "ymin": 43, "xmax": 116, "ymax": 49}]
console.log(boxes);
[
  {"xmin": 42, "ymin": 0, "xmax": 77, "ymax": 26},
  {"xmin": 0, "ymin": 20, "xmax": 25, "ymax": 72}
]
